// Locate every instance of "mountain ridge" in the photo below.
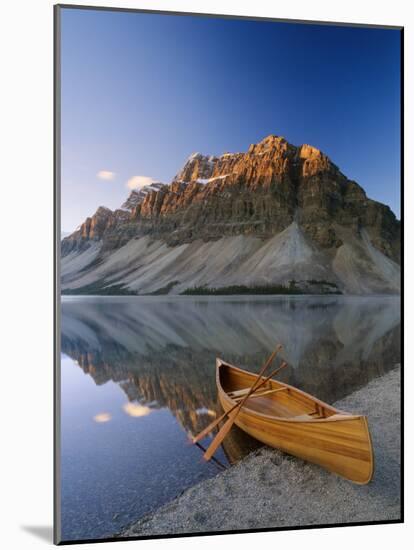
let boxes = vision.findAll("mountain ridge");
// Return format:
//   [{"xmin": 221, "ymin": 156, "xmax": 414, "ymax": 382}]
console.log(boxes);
[{"xmin": 61, "ymin": 135, "xmax": 400, "ymax": 295}]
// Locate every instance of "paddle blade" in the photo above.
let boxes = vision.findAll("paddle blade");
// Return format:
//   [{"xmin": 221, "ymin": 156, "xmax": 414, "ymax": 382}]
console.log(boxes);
[{"xmin": 203, "ymin": 408, "xmax": 239, "ymax": 461}]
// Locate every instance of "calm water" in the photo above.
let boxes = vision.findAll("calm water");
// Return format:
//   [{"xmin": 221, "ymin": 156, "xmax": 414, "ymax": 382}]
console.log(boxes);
[{"xmin": 60, "ymin": 295, "xmax": 400, "ymax": 541}]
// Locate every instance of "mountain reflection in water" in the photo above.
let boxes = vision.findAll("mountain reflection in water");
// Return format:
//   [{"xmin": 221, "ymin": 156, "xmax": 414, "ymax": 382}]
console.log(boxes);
[
  {"xmin": 60, "ymin": 295, "xmax": 400, "ymax": 540},
  {"xmin": 62, "ymin": 295, "xmax": 400, "ymax": 430}
]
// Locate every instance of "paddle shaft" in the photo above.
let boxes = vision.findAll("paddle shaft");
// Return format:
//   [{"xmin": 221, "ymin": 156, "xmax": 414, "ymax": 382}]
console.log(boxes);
[
  {"xmin": 193, "ymin": 359, "xmax": 287, "ymax": 444},
  {"xmin": 203, "ymin": 361, "xmax": 287, "ymax": 460},
  {"xmin": 192, "ymin": 346, "xmax": 282, "ymax": 444},
  {"xmin": 230, "ymin": 360, "xmax": 288, "ymax": 417},
  {"xmin": 234, "ymin": 386, "xmax": 287, "ymax": 401}
]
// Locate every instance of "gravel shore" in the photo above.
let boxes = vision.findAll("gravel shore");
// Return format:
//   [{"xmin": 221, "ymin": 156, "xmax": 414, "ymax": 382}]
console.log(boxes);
[{"xmin": 121, "ymin": 366, "xmax": 401, "ymax": 537}]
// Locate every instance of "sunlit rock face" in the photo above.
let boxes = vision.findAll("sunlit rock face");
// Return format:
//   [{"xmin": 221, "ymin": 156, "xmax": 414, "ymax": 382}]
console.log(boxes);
[
  {"xmin": 61, "ymin": 135, "xmax": 400, "ymax": 294},
  {"xmin": 61, "ymin": 206, "xmax": 130, "ymax": 255},
  {"xmin": 121, "ymin": 183, "xmax": 167, "ymax": 211}
]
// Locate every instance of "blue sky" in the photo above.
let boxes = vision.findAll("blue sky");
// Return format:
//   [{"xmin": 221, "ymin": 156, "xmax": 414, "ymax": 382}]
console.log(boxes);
[{"xmin": 60, "ymin": 8, "xmax": 401, "ymax": 232}]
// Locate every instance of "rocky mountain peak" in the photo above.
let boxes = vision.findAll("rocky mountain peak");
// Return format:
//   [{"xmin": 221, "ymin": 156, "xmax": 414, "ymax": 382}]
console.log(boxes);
[
  {"xmin": 299, "ymin": 143, "xmax": 322, "ymax": 159},
  {"xmin": 174, "ymin": 153, "xmax": 218, "ymax": 183},
  {"xmin": 95, "ymin": 206, "xmax": 112, "ymax": 215},
  {"xmin": 122, "ymin": 182, "xmax": 166, "ymax": 211},
  {"xmin": 61, "ymin": 134, "xmax": 400, "ymax": 295},
  {"xmin": 248, "ymin": 134, "xmax": 288, "ymax": 154}
]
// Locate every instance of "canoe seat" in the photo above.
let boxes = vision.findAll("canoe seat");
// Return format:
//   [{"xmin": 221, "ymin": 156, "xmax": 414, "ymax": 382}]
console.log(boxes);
[
  {"xmin": 230, "ymin": 387, "xmax": 287, "ymax": 402},
  {"xmin": 292, "ymin": 414, "xmax": 314, "ymax": 421},
  {"xmin": 228, "ymin": 388, "xmax": 252, "ymax": 398}
]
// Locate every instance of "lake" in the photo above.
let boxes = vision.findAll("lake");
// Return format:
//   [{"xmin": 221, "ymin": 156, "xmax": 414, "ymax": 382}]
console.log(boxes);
[{"xmin": 59, "ymin": 295, "xmax": 400, "ymax": 541}]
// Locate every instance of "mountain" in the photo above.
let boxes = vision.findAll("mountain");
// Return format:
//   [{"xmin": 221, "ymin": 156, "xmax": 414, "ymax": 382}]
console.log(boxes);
[
  {"xmin": 120, "ymin": 182, "xmax": 166, "ymax": 211},
  {"xmin": 61, "ymin": 135, "xmax": 400, "ymax": 295}
]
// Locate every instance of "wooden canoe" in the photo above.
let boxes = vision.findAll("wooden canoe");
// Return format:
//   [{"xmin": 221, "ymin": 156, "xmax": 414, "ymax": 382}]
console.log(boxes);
[{"xmin": 216, "ymin": 358, "xmax": 374, "ymax": 484}]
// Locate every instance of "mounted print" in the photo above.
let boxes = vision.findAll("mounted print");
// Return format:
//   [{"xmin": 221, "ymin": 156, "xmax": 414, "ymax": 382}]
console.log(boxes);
[{"xmin": 54, "ymin": 4, "xmax": 403, "ymax": 544}]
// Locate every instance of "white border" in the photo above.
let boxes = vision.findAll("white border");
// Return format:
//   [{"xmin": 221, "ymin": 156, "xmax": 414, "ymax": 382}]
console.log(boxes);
[{"xmin": 1, "ymin": 1, "xmax": 411, "ymax": 549}]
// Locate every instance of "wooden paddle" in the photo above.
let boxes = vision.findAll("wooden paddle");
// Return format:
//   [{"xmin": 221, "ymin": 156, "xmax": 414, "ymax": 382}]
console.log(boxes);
[
  {"xmin": 193, "ymin": 359, "xmax": 287, "ymax": 444},
  {"xmin": 203, "ymin": 360, "xmax": 287, "ymax": 460},
  {"xmin": 192, "ymin": 355, "xmax": 286, "ymax": 445},
  {"xmin": 234, "ymin": 386, "xmax": 287, "ymax": 401},
  {"xmin": 192, "ymin": 345, "xmax": 282, "ymax": 445}
]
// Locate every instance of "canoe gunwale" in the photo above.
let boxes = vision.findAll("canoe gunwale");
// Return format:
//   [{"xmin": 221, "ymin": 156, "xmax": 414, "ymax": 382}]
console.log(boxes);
[{"xmin": 216, "ymin": 358, "xmax": 360, "ymax": 424}]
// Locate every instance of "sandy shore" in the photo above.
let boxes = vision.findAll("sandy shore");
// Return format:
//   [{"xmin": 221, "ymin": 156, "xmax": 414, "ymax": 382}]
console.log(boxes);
[{"xmin": 121, "ymin": 366, "xmax": 401, "ymax": 537}]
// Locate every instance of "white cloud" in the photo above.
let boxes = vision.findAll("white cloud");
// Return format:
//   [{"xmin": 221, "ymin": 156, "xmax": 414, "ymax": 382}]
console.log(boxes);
[
  {"xmin": 123, "ymin": 402, "xmax": 152, "ymax": 418},
  {"xmin": 97, "ymin": 170, "xmax": 116, "ymax": 181},
  {"xmin": 93, "ymin": 412, "xmax": 112, "ymax": 423},
  {"xmin": 126, "ymin": 175, "xmax": 156, "ymax": 190}
]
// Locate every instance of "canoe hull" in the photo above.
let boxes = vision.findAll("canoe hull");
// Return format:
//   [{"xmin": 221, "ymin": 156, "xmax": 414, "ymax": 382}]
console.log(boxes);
[{"xmin": 217, "ymin": 360, "xmax": 374, "ymax": 484}]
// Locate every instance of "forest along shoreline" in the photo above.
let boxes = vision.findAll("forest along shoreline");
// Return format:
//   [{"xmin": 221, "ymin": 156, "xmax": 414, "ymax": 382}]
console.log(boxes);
[{"xmin": 119, "ymin": 365, "xmax": 401, "ymax": 537}]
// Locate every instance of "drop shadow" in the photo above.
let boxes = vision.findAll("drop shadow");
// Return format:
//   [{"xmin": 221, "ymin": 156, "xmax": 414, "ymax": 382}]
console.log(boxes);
[{"xmin": 21, "ymin": 525, "xmax": 53, "ymax": 543}]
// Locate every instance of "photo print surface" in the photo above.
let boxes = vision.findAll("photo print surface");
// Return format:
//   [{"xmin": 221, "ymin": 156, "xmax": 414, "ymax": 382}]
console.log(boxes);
[{"xmin": 55, "ymin": 5, "xmax": 402, "ymax": 544}]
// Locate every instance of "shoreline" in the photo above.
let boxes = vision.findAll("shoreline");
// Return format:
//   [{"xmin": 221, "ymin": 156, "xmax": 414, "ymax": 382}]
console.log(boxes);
[
  {"xmin": 119, "ymin": 366, "xmax": 401, "ymax": 538},
  {"xmin": 61, "ymin": 293, "xmax": 400, "ymax": 300}
]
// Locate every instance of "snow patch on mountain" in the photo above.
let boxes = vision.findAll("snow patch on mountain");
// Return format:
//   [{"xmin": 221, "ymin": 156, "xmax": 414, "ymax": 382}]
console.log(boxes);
[{"xmin": 196, "ymin": 175, "xmax": 229, "ymax": 185}]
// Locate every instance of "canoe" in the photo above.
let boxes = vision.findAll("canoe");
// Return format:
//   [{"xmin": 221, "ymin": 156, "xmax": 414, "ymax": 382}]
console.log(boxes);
[{"xmin": 216, "ymin": 358, "xmax": 374, "ymax": 484}]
